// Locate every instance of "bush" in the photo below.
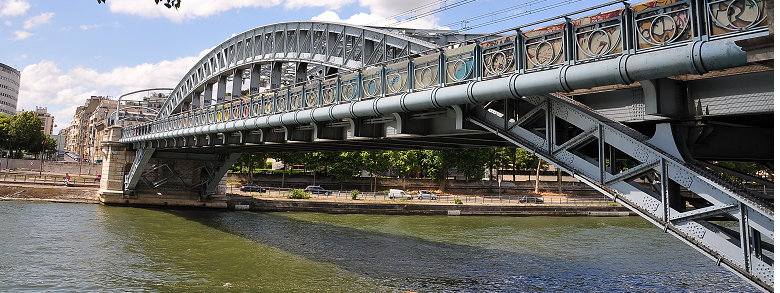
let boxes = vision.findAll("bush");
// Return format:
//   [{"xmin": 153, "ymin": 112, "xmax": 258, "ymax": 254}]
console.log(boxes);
[
  {"xmin": 350, "ymin": 189, "xmax": 359, "ymax": 200},
  {"xmin": 287, "ymin": 189, "xmax": 311, "ymax": 199},
  {"xmin": 454, "ymin": 198, "xmax": 463, "ymax": 205}
]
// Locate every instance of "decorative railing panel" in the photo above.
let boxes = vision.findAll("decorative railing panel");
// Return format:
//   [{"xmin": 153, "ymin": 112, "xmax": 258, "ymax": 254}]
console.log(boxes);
[
  {"xmin": 445, "ymin": 44, "xmax": 475, "ymax": 85},
  {"xmin": 524, "ymin": 23, "xmax": 566, "ymax": 71},
  {"xmin": 340, "ymin": 72, "xmax": 360, "ymax": 102},
  {"xmin": 413, "ymin": 54, "xmax": 439, "ymax": 91},
  {"xmin": 362, "ymin": 67, "xmax": 383, "ymax": 99},
  {"xmin": 481, "ymin": 36, "xmax": 516, "ymax": 79},
  {"xmin": 632, "ymin": 0, "xmax": 693, "ymax": 51},
  {"xmin": 385, "ymin": 61, "xmax": 408, "ymax": 96},
  {"xmin": 305, "ymin": 81, "xmax": 320, "ymax": 109},
  {"xmin": 573, "ymin": 8, "xmax": 624, "ymax": 63},
  {"xmin": 322, "ymin": 78, "xmax": 338, "ymax": 106},
  {"xmin": 707, "ymin": 0, "xmax": 770, "ymax": 38},
  {"xmin": 290, "ymin": 86, "xmax": 304, "ymax": 111}
]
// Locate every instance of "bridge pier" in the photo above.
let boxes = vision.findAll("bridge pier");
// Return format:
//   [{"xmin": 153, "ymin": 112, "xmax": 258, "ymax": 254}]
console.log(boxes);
[{"xmin": 99, "ymin": 126, "xmax": 228, "ymax": 208}]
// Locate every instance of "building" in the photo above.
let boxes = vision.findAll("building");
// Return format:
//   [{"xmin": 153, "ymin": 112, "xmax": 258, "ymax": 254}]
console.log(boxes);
[
  {"xmin": 0, "ymin": 63, "xmax": 20, "ymax": 116},
  {"xmin": 17, "ymin": 106, "xmax": 55, "ymax": 135},
  {"xmin": 66, "ymin": 94, "xmax": 166, "ymax": 163}
]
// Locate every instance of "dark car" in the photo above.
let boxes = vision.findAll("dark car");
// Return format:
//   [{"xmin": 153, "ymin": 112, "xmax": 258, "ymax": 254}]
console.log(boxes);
[
  {"xmin": 519, "ymin": 196, "xmax": 543, "ymax": 204},
  {"xmin": 304, "ymin": 185, "xmax": 331, "ymax": 195},
  {"xmin": 240, "ymin": 184, "xmax": 265, "ymax": 192}
]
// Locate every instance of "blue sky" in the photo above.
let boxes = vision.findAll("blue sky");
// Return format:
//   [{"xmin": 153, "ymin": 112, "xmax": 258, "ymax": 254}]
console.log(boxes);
[{"xmin": 0, "ymin": 0, "xmax": 624, "ymax": 132}]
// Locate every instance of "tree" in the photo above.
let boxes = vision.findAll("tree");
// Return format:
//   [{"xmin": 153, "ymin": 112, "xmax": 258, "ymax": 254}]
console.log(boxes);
[
  {"xmin": 388, "ymin": 150, "xmax": 424, "ymax": 190},
  {"xmin": 97, "ymin": 0, "xmax": 180, "ymax": 9},
  {"xmin": 361, "ymin": 151, "xmax": 391, "ymax": 192},
  {"xmin": 322, "ymin": 152, "xmax": 363, "ymax": 191},
  {"xmin": 10, "ymin": 112, "xmax": 45, "ymax": 154}
]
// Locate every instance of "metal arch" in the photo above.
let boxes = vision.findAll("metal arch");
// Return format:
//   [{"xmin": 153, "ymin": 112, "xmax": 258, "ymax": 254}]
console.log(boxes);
[
  {"xmin": 157, "ymin": 21, "xmax": 440, "ymax": 119},
  {"xmin": 115, "ymin": 88, "xmax": 173, "ymax": 126}
]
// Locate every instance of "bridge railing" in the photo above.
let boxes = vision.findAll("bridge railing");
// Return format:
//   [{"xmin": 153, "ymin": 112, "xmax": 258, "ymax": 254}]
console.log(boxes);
[{"xmin": 122, "ymin": 0, "xmax": 770, "ymax": 139}]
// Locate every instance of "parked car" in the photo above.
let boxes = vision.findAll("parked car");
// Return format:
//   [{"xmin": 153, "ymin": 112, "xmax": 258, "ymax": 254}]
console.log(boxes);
[
  {"xmin": 389, "ymin": 189, "xmax": 413, "ymax": 200},
  {"xmin": 519, "ymin": 196, "xmax": 544, "ymax": 204},
  {"xmin": 417, "ymin": 190, "xmax": 438, "ymax": 200},
  {"xmin": 304, "ymin": 185, "xmax": 331, "ymax": 195},
  {"xmin": 240, "ymin": 184, "xmax": 265, "ymax": 192}
]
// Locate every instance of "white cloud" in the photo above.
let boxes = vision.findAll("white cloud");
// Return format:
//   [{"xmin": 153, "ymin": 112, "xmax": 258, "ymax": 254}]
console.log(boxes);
[
  {"xmin": 103, "ymin": 0, "xmax": 439, "ymax": 26},
  {"xmin": 19, "ymin": 49, "xmax": 211, "ymax": 132},
  {"xmin": 3, "ymin": 20, "xmax": 10, "ymax": 25},
  {"xmin": 284, "ymin": 0, "xmax": 354, "ymax": 10},
  {"xmin": 312, "ymin": 9, "xmax": 440, "ymax": 29},
  {"xmin": 19, "ymin": 54, "xmax": 25, "ymax": 58},
  {"xmin": 80, "ymin": 24, "xmax": 102, "ymax": 30},
  {"xmin": 0, "ymin": 0, "xmax": 30, "ymax": 17},
  {"xmin": 105, "ymin": 0, "xmax": 283, "ymax": 23},
  {"xmin": 23, "ymin": 12, "xmax": 54, "ymax": 30},
  {"xmin": 11, "ymin": 30, "xmax": 31, "ymax": 40}
]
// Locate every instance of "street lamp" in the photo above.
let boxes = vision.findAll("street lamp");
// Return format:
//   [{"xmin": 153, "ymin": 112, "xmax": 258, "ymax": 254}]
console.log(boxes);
[
  {"xmin": 113, "ymin": 88, "xmax": 173, "ymax": 126},
  {"xmin": 39, "ymin": 140, "xmax": 45, "ymax": 175}
]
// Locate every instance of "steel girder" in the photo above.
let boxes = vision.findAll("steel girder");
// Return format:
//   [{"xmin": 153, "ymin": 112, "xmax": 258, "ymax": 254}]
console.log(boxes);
[
  {"xmin": 158, "ymin": 21, "xmax": 440, "ymax": 118},
  {"xmin": 467, "ymin": 94, "xmax": 773, "ymax": 291},
  {"xmin": 127, "ymin": 150, "xmax": 241, "ymax": 198}
]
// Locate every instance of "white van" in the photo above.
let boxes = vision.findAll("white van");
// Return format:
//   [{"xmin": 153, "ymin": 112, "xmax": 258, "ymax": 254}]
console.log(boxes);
[{"xmin": 388, "ymin": 189, "xmax": 412, "ymax": 200}]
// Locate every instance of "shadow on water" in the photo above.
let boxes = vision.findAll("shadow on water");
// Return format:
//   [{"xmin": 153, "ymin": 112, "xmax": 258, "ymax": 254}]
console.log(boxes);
[{"xmin": 164, "ymin": 209, "xmax": 757, "ymax": 293}]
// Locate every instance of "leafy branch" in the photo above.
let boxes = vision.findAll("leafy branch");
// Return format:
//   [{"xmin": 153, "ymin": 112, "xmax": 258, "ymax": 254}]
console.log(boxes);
[{"xmin": 97, "ymin": 0, "xmax": 181, "ymax": 10}]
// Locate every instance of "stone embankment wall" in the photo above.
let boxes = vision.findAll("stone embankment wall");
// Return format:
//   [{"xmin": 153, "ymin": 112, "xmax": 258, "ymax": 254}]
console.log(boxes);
[
  {"xmin": 3, "ymin": 158, "xmax": 102, "ymax": 175},
  {"xmin": 227, "ymin": 173, "xmax": 601, "ymax": 195}
]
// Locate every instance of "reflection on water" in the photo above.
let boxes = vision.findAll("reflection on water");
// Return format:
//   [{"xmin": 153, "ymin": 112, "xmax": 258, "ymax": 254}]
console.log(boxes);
[{"xmin": 0, "ymin": 201, "xmax": 759, "ymax": 292}]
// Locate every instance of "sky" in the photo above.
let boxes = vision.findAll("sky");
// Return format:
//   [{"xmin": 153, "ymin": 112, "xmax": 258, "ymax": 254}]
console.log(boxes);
[{"xmin": 0, "ymin": 0, "xmax": 625, "ymax": 133}]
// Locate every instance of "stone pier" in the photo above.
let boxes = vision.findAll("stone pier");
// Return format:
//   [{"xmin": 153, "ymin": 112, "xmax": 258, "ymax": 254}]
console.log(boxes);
[{"xmin": 98, "ymin": 125, "xmax": 227, "ymax": 208}]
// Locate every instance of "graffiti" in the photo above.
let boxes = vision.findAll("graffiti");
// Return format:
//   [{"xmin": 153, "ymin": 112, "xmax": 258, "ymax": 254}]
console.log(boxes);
[
  {"xmin": 633, "ymin": 0, "xmax": 691, "ymax": 49},
  {"xmin": 708, "ymin": 0, "xmax": 767, "ymax": 34},
  {"xmin": 525, "ymin": 32, "xmax": 564, "ymax": 69},
  {"xmin": 523, "ymin": 23, "xmax": 565, "ymax": 38},
  {"xmin": 482, "ymin": 35, "xmax": 516, "ymax": 77}
]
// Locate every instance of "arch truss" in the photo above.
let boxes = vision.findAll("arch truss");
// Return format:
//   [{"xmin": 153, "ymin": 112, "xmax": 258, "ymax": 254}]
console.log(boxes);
[{"xmin": 159, "ymin": 21, "xmax": 441, "ymax": 118}]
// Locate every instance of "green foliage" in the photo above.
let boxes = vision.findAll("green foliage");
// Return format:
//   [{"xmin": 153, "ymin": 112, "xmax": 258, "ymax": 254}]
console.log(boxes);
[
  {"xmin": 361, "ymin": 151, "xmax": 391, "ymax": 177},
  {"xmin": 9, "ymin": 112, "xmax": 45, "ymax": 154},
  {"xmin": 97, "ymin": 0, "xmax": 180, "ymax": 9},
  {"xmin": 388, "ymin": 150, "xmax": 423, "ymax": 178},
  {"xmin": 287, "ymin": 189, "xmax": 310, "ymax": 199},
  {"xmin": 454, "ymin": 198, "xmax": 463, "ymax": 205},
  {"xmin": 714, "ymin": 161, "xmax": 773, "ymax": 183},
  {"xmin": 350, "ymin": 189, "xmax": 359, "ymax": 200},
  {"xmin": 230, "ymin": 153, "xmax": 269, "ymax": 173}
]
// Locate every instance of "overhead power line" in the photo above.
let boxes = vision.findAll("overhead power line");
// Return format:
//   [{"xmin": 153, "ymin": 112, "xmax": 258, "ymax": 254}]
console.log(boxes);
[{"xmin": 437, "ymin": 0, "xmax": 586, "ymax": 31}]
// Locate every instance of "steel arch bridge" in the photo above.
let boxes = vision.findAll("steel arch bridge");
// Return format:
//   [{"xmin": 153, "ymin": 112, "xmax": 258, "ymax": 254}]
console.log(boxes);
[
  {"xmin": 110, "ymin": 0, "xmax": 773, "ymax": 291},
  {"xmin": 158, "ymin": 21, "xmax": 447, "ymax": 117}
]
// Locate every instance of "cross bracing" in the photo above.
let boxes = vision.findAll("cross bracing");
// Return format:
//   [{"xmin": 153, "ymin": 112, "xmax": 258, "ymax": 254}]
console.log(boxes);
[
  {"xmin": 157, "ymin": 21, "xmax": 446, "ymax": 119},
  {"xmin": 120, "ymin": 0, "xmax": 773, "ymax": 291}
]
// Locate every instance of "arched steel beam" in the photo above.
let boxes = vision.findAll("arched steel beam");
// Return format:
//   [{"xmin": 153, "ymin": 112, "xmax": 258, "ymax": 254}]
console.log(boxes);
[{"xmin": 158, "ymin": 21, "xmax": 441, "ymax": 119}]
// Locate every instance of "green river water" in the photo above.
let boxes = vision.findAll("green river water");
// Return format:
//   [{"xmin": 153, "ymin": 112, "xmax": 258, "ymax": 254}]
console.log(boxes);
[{"xmin": 0, "ymin": 201, "xmax": 758, "ymax": 292}]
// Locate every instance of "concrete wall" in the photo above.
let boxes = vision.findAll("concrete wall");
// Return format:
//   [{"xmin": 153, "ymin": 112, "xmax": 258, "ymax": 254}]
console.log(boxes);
[
  {"xmin": 226, "ymin": 173, "xmax": 601, "ymax": 195},
  {"xmin": 3, "ymin": 158, "xmax": 102, "ymax": 175}
]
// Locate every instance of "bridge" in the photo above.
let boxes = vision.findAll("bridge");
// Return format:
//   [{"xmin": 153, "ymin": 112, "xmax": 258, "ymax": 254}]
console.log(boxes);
[{"xmin": 98, "ymin": 0, "xmax": 774, "ymax": 291}]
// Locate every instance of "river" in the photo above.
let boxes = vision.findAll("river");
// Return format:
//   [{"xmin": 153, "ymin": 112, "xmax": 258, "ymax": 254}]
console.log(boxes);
[{"xmin": 0, "ymin": 201, "xmax": 758, "ymax": 292}]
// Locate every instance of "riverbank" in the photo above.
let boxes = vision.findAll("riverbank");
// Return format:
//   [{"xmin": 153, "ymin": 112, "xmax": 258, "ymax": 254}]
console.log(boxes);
[
  {"xmin": 0, "ymin": 183, "xmax": 100, "ymax": 204},
  {"xmin": 0, "ymin": 182, "xmax": 632, "ymax": 216}
]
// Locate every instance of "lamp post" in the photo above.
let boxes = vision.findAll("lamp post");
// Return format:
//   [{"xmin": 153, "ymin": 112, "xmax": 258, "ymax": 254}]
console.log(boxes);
[
  {"xmin": 5, "ymin": 138, "xmax": 9, "ymax": 172},
  {"xmin": 39, "ymin": 140, "xmax": 45, "ymax": 175},
  {"xmin": 114, "ymin": 88, "xmax": 173, "ymax": 126}
]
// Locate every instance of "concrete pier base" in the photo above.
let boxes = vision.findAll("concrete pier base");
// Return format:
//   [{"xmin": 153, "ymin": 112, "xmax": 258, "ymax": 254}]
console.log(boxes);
[{"xmin": 101, "ymin": 190, "xmax": 227, "ymax": 208}]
